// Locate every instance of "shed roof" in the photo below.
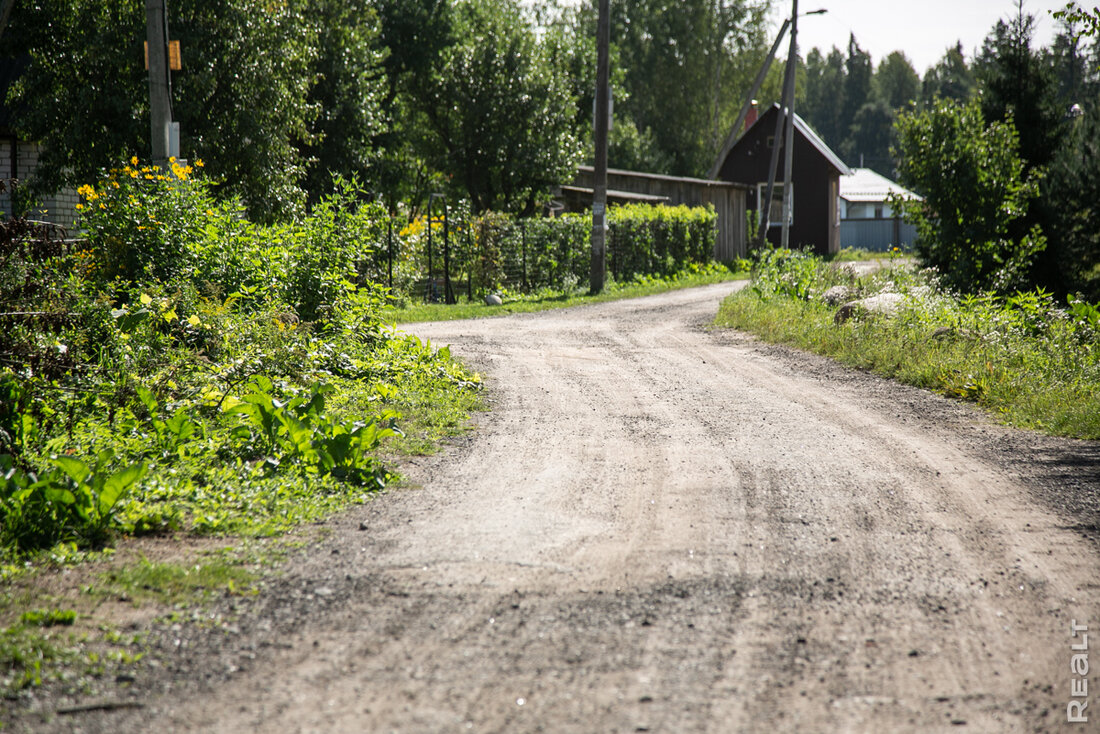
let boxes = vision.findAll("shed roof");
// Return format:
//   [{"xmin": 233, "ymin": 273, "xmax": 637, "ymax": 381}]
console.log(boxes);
[
  {"xmin": 840, "ymin": 168, "xmax": 921, "ymax": 203},
  {"xmin": 710, "ymin": 103, "xmax": 852, "ymax": 179},
  {"xmin": 578, "ymin": 165, "xmax": 747, "ymax": 190},
  {"xmin": 560, "ymin": 185, "xmax": 670, "ymax": 204}
]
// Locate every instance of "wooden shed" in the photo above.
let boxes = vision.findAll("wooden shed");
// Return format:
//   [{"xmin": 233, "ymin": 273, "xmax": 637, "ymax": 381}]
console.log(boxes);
[
  {"xmin": 566, "ymin": 166, "xmax": 749, "ymax": 261},
  {"xmin": 713, "ymin": 103, "xmax": 850, "ymax": 256}
]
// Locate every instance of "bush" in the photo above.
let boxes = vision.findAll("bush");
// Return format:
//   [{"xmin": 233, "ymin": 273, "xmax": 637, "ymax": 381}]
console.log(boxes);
[{"xmin": 893, "ymin": 98, "xmax": 1045, "ymax": 293}]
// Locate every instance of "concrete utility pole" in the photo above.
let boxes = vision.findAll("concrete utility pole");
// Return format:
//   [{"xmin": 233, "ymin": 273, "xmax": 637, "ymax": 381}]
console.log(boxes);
[
  {"xmin": 146, "ymin": 0, "xmax": 172, "ymax": 164},
  {"xmin": 780, "ymin": 0, "xmax": 798, "ymax": 249},
  {"xmin": 590, "ymin": 0, "xmax": 610, "ymax": 294}
]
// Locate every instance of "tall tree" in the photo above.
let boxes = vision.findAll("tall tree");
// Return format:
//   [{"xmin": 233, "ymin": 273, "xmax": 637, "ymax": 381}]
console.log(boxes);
[
  {"xmin": 610, "ymin": 0, "xmax": 772, "ymax": 176},
  {"xmin": 371, "ymin": 0, "xmax": 455, "ymax": 208},
  {"xmin": 841, "ymin": 34, "xmax": 872, "ymax": 140},
  {"xmin": 874, "ymin": 51, "xmax": 920, "ymax": 110},
  {"xmin": 1041, "ymin": 106, "xmax": 1100, "ymax": 299},
  {"xmin": 412, "ymin": 0, "xmax": 580, "ymax": 213},
  {"xmin": 800, "ymin": 47, "xmax": 847, "ymax": 148},
  {"xmin": 975, "ymin": 4, "xmax": 1063, "ymax": 172},
  {"xmin": 921, "ymin": 42, "xmax": 975, "ymax": 105},
  {"xmin": 847, "ymin": 99, "xmax": 894, "ymax": 172},
  {"xmin": 299, "ymin": 0, "xmax": 389, "ymax": 206},
  {"xmin": 3, "ymin": 0, "xmax": 324, "ymax": 221}
]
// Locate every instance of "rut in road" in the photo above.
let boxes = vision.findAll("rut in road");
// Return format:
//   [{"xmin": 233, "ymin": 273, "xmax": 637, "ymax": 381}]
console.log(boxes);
[{"xmin": 91, "ymin": 283, "xmax": 1098, "ymax": 733}]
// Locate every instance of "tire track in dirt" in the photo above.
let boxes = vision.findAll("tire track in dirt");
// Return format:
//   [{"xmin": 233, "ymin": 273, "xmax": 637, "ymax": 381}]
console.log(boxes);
[{"xmin": 41, "ymin": 282, "xmax": 1099, "ymax": 734}]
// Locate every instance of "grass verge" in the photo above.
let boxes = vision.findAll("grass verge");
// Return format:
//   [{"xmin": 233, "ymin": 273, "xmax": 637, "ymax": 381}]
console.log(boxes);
[
  {"xmin": 386, "ymin": 263, "xmax": 749, "ymax": 323},
  {"xmin": 715, "ymin": 249, "xmax": 1100, "ymax": 439}
]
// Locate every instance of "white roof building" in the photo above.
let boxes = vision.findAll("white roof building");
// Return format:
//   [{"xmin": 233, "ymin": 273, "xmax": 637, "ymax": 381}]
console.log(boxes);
[{"xmin": 839, "ymin": 168, "xmax": 921, "ymax": 220}]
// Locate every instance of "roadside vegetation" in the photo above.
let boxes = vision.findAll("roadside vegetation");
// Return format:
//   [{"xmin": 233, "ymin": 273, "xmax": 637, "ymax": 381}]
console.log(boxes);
[
  {"xmin": 717, "ymin": 248, "xmax": 1100, "ymax": 439},
  {"xmin": 0, "ymin": 161, "xmax": 484, "ymax": 699}
]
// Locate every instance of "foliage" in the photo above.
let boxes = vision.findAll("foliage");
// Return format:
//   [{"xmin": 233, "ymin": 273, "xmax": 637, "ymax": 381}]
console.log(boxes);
[
  {"xmin": 1041, "ymin": 106, "xmax": 1100, "ymax": 300},
  {"xmin": 975, "ymin": 7, "xmax": 1064, "ymax": 173},
  {"xmin": 608, "ymin": 0, "xmax": 774, "ymax": 176},
  {"xmin": 410, "ymin": 0, "xmax": 580, "ymax": 214},
  {"xmin": 718, "ymin": 252, "xmax": 1100, "ymax": 438},
  {"xmin": 1, "ymin": 0, "xmax": 378, "ymax": 221},
  {"xmin": 1, "ymin": 452, "xmax": 147, "ymax": 551},
  {"xmin": 892, "ymin": 98, "xmax": 1045, "ymax": 293},
  {"xmin": 0, "ymin": 157, "xmax": 482, "ymax": 559},
  {"xmin": 1053, "ymin": 2, "xmax": 1100, "ymax": 39},
  {"xmin": 920, "ymin": 42, "xmax": 976, "ymax": 105},
  {"xmin": 75, "ymin": 158, "xmax": 214, "ymax": 283},
  {"xmin": 298, "ymin": 0, "xmax": 389, "ymax": 206}
]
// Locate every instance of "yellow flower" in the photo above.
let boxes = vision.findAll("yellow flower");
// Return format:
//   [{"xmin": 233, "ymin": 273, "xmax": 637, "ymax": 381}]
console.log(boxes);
[
  {"xmin": 75, "ymin": 203, "xmax": 84, "ymax": 210},
  {"xmin": 195, "ymin": 159, "xmax": 204, "ymax": 167},
  {"xmin": 77, "ymin": 184, "xmax": 96, "ymax": 199},
  {"xmin": 131, "ymin": 156, "xmax": 139, "ymax": 166},
  {"xmin": 168, "ymin": 156, "xmax": 176, "ymax": 163}
]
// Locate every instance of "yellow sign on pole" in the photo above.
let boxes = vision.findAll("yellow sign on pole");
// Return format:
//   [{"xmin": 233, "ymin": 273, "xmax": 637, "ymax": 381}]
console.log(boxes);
[{"xmin": 144, "ymin": 41, "xmax": 182, "ymax": 71}]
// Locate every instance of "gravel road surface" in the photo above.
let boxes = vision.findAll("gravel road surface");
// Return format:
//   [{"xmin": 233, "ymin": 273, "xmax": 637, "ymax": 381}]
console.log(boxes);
[{"xmin": 33, "ymin": 282, "xmax": 1100, "ymax": 733}]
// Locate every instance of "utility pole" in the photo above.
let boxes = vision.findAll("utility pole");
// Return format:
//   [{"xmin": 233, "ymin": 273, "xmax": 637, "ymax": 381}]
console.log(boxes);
[
  {"xmin": 757, "ymin": 56, "xmax": 792, "ymax": 248},
  {"xmin": 780, "ymin": 0, "xmax": 798, "ymax": 249},
  {"xmin": 590, "ymin": 0, "xmax": 610, "ymax": 294},
  {"xmin": 146, "ymin": 0, "xmax": 171, "ymax": 164}
]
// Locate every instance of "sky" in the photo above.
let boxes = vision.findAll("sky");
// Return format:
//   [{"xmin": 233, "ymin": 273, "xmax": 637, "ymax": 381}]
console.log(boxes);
[{"xmin": 787, "ymin": 0, "xmax": 1072, "ymax": 74}]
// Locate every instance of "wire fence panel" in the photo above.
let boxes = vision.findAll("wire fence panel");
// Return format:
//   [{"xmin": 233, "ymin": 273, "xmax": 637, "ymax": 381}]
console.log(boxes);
[{"xmin": 381, "ymin": 203, "xmax": 716, "ymax": 302}]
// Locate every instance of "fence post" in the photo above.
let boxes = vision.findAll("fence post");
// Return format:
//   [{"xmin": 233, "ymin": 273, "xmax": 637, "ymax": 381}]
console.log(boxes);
[
  {"xmin": 466, "ymin": 213, "xmax": 473, "ymax": 300},
  {"xmin": 387, "ymin": 213, "xmax": 394, "ymax": 290},
  {"xmin": 443, "ymin": 199, "xmax": 455, "ymax": 304},
  {"xmin": 521, "ymin": 220, "xmax": 528, "ymax": 292},
  {"xmin": 425, "ymin": 199, "xmax": 434, "ymax": 302}
]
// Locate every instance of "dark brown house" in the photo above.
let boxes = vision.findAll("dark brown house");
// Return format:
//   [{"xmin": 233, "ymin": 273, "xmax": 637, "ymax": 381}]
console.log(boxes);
[{"xmin": 713, "ymin": 103, "xmax": 850, "ymax": 256}]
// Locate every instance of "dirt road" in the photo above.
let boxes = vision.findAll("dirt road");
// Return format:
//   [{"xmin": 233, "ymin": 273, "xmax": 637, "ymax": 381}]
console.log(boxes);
[{"xmin": 43, "ymin": 283, "xmax": 1100, "ymax": 732}]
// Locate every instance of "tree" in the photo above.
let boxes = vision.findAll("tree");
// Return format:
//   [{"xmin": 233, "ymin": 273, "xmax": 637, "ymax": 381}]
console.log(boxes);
[
  {"xmin": 1042, "ymin": 107, "xmax": 1100, "ymax": 299},
  {"xmin": 841, "ymin": 35, "xmax": 873, "ymax": 140},
  {"xmin": 3, "ymin": 0, "xmax": 323, "ymax": 222},
  {"xmin": 609, "ymin": 0, "xmax": 772, "ymax": 176},
  {"xmin": 975, "ymin": 5, "xmax": 1063, "ymax": 172},
  {"xmin": 800, "ymin": 47, "xmax": 847, "ymax": 148},
  {"xmin": 299, "ymin": 0, "xmax": 389, "ymax": 206},
  {"xmin": 412, "ymin": 0, "xmax": 580, "ymax": 213},
  {"xmin": 921, "ymin": 42, "xmax": 975, "ymax": 104},
  {"xmin": 893, "ymin": 98, "xmax": 1045, "ymax": 293},
  {"xmin": 848, "ymin": 99, "xmax": 895, "ymax": 173},
  {"xmin": 371, "ymin": 0, "xmax": 455, "ymax": 208},
  {"xmin": 874, "ymin": 51, "xmax": 920, "ymax": 110}
]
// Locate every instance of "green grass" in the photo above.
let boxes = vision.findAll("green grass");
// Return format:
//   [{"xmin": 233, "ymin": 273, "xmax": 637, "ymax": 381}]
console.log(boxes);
[
  {"xmin": 716, "ymin": 269, "xmax": 1100, "ymax": 440},
  {"xmin": 385, "ymin": 266, "xmax": 749, "ymax": 324},
  {"xmin": 90, "ymin": 556, "xmax": 258, "ymax": 606}
]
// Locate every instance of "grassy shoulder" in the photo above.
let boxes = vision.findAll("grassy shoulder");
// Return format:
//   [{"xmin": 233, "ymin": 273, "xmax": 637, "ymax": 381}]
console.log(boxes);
[
  {"xmin": 386, "ymin": 263, "xmax": 749, "ymax": 324},
  {"xmin": 715, "ymin": 250, "xmax": 1100, "ymax": 440}
]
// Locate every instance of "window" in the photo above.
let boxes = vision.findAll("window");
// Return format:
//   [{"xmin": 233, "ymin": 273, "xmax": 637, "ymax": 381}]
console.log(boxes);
[{"xmin": 756, "ymin": 183, "xmax": 793, "ymax": 227}]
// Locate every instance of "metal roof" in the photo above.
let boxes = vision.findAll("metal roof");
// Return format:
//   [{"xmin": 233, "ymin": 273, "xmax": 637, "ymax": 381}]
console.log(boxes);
[
  {"xmin": 840, "ymin": 168, "xmax": 922, "ymax": 203},
  {"xmin": 712, "ymin": 102, "xmax": 852, "ymax": 178},
  {"xmin": 577, "ymin": 165, "xmax": 747, "ymax": 189},
  {"xmin": 560, "ymin": 185, "xmax": 670, "ymax": 203}
]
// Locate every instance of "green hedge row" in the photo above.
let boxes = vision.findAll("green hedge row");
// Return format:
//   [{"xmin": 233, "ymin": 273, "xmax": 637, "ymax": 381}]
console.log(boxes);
[{"xmin": 389, "ymin": 203, "xmax": 718, "ymax": 298}]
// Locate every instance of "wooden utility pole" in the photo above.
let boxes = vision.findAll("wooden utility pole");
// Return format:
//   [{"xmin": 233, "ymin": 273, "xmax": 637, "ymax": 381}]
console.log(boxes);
[
  {"xmin": 590, "ymin": 0, "xmax": 610, "ymax": 294},
  {"xmin": 146, "ymin": 0, "xmax": 171, "ymax": 164},
  {"xmin": 780, "ymin": 0, "xmax": 798, "ymax": 249}
]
